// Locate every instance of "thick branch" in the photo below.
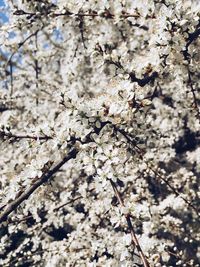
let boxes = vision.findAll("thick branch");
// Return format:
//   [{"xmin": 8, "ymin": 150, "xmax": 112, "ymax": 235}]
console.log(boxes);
[
  {"xmin": 129, "ymin": 71, "xmax": 158, "ymax": 87},
  {"xmin": 0, "ymin": 120, "xmax": 109, "ymax": 224},
  {"xmin": 0, "ymin": 148, "xmax": 78, "ymax": 223},
  {"xmin": 105, "ymin": 59, "xmax": 158, "ymax": 87},
  {"xmin": 0, "ymin": 106, "xmax": 13, "ymax": 112},
  {"xmin": 183, "ymin": 25, "xmax": 200, "ymax": 59},
  {"xmin": 187, "ymin": 27, "xmax": 200, "ymax": 49}
]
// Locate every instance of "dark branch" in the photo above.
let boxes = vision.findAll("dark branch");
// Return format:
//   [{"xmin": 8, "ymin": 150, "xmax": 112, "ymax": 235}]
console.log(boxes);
[
  {"xmin": 0, "ymin": 120, "xmax": 109, "ymax": 223},
  {"xmin": 9, "ymin": 195, "xmax": 83, "ymax": 224},
  {"xmin": 105, "ymin": 59, "xmax": 158, "ymax": 87},
  {"xmin": 0, "ymin": 148, "xmax": 78, "ymax": 223},
  {"xmin": 129, "ymin": 71, "xmax": 158, "ymax": 87},
  {"xmin": 52, "ymin": 10, "xmax": 140, "ymax": 19},
  {"xmin": 0, "ymin": 130, "xmax": 52, "ymax": 141},
  {"xmin": 183, "ymin": 24, "xmax": 200, "ymax": 59},
  {"xmin": 187, "ymin": 68, "xmax": 200, "ymax": 122},
  {"xmin": 6, "ymin": 29, "xmax": 41, "ymax": 70},
  {"xmin": 187, "ymin": 27, "xmax": 200, "ymax": 49},
  {"xmin": 113, "ymin": 125, "xmax": 199, "ymax": 216},
  {"xmin": 14, "ymin": 7, "xmax": 140, "ymax": 19},
  {"xmin": 109, "ymin": 179, "xmax": 150, "ymax": 267}
]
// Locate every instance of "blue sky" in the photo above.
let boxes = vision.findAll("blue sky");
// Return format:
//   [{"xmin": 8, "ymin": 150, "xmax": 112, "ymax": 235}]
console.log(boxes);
[
  {"xmin": 0, "ymin": 0, "xmax": 5, "ymax": 7},
  {"xmin": 0, "ymin": 0, "xmax": 8, "ymax": 23}
]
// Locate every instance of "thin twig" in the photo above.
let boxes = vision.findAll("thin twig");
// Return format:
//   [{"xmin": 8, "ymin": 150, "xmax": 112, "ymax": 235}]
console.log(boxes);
[
  {"xmin": 147, "ymin": 164, "xmax": 199, "ymax": 216},
  {"xmin": 52, "ymin": 10, "xmax": 140, "ymax": 19},
  {"xmin": 0, "ymin": 131, "xmax": 52, "ymax": 141},
  {"xmin": 9, "ymin": 195, "xmax": 83, "ymax": 224},
  {"xmin": 109, "ymin": 179, "xmax": 150, "ymax": 267},
  {"xmin": 6, "ymin": 30, "xmax": 40, "ymax": 69},
  {"xmin": 114, "ymin": 126, "xmax": 199, "ymax": 216},
  {"xmin": 10, "ymin": 62, "xmax": 13, "ymax": 95},
  {"xmin": 53, "ymin": 196, "xmax": 82, "ymax": 212},
  {"xmin": 187, "ymin": 68, "xmax": 200, "ymax": 122}
]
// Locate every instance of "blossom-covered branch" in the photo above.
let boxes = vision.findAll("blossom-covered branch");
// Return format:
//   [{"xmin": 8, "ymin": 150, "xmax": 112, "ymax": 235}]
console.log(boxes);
[
  {"xmin": 0, "ymin": 130, "xmax": 52, "ymax": 141},
  {"xmin": 0, "ymin": 148, "xmax": 78, "ymax": 223},
  {"xmin": 1, "ymin": 0, "xmax": 199, "ymax": 266},
  {"xmin": 109, "ymin": 179, "xmax": 150, "ymax": 267}
]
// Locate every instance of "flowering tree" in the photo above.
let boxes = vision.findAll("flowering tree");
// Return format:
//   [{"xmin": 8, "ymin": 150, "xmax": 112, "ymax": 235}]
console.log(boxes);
[{"xmin": 0, "ymin": 0, "xmax": 199, "ymax": 266}]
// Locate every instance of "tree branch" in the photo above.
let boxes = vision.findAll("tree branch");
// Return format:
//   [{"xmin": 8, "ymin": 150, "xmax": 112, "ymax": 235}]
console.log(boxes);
[
  {"xmin": 186, "ymin": 27, "xmax": 200, "ymax": 50},
  {"xmin": 113, "ymin": 125, "xmax": 199, "ymax": 216},
  {"xmin": 0, "ymin": 148, "xmax": 78, "ymax": 223},
  {"xmin": 187, "ymin": 68, "xmax": 200, "ymax": 122},
  {"xmin": 6, "ymin": 30, "xmax": 40, "ymax": 69},
  {"xmin": 109, "ymin": 179, "xmax": 150, "ymax": 267},
  {"xmin": 0, "ymin": 130, "xmax": 52, "ymax": 141},
  {"xmin": 9, "ymin": 195, "xmax": 83, "ymax": 224},
  {"xmin": 0, "ymin": 120, "xmax": 110, "ymax": 224},
  {"xmin": 49, "ymin": 9, "xmax": 140, "ymax": 19},
  {"xmin": 183, "ymin": 24, "xmax": 200, "ymax": 60},
  {"xmin": 129, "ymin": 71, "xmax": 158, "ymax": 87}
]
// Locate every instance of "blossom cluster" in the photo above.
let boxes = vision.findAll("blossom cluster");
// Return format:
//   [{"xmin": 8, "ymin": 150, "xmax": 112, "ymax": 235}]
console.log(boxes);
[{"xmin": 0, "ymin": 0, "xmax": 199, "ymax": 266}]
